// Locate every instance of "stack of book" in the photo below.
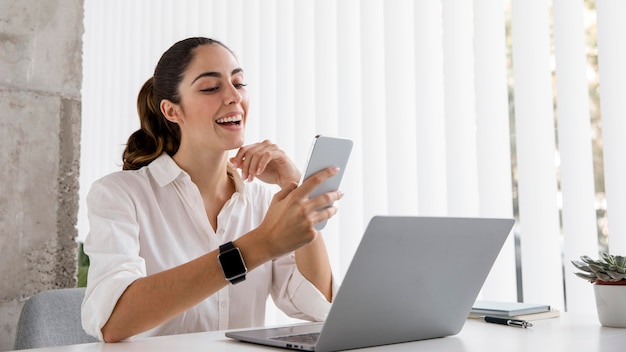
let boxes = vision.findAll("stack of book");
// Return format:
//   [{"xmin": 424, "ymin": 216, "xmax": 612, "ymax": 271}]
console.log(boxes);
[{"xmin": 469, "ymin": 300, "xmax": 560, "ymax": 321}]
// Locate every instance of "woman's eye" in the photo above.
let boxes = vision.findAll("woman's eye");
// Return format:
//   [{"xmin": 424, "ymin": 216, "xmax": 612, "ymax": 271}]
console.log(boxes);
[
  {"xmin": 234, "ymin": 83, "xmax": 248, "ymax": 89},
  {"xmin": 200, "ymin": 87, "xmax": 219, "ymax": 93}
]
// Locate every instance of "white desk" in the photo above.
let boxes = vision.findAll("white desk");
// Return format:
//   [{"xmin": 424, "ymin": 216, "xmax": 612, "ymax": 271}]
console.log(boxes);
[{"xmin": 17, "ymin": 313, "xmax": 626, "ymax": 352}]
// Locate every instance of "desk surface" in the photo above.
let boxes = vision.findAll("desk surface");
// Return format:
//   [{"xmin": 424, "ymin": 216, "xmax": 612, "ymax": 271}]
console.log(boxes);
[{"xmin": 17, "ymin": 313, "xmax": 626, "ymax": 352}]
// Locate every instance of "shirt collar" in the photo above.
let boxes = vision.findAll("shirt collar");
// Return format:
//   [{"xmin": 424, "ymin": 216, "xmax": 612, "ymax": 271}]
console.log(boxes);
[{"xmin": 149, "ymin": 153, "xmax": 244, "ymax": 193}]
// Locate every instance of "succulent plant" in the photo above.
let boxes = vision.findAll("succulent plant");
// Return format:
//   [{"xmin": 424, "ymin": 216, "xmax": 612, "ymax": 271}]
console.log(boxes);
[{"xmin": 571, "ymin": 253, "xmax": 626, "ymax": 284}]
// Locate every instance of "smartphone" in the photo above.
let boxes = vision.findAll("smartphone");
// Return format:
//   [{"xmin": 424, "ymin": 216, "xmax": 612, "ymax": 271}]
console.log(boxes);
[{"xmin": 301, "ymin": 135, "xmax": 353, "ymax": 230}]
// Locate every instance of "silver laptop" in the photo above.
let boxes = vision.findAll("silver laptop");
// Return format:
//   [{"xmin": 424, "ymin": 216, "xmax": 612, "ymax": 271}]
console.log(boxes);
[{"xmin": 226, "ymin": 215, "xmax": 514, "ymax": 352}]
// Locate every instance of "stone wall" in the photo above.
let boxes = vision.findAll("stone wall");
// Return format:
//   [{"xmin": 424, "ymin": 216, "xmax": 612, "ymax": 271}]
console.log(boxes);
[{"xmin": 0, "ymin": 0, "xmax": 84, "ymax": 349}]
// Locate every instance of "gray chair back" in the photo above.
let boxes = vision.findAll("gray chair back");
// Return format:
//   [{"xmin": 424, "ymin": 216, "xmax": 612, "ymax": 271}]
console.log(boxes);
[{"xmin": 14, "ymin": 287, "xmax": 99, "ymax": 350}]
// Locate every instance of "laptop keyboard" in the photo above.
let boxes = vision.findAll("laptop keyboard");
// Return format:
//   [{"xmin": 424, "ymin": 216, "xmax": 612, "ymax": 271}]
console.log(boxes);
[{"xmin": 270, "ymin": 332, "xmax": 320, "ymax": 345}]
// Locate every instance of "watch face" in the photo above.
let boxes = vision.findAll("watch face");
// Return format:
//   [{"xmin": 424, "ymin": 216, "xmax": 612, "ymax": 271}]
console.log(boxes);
[{"xmin": 219, "ymin": 247, "xmax": 247, "ymax": 279}]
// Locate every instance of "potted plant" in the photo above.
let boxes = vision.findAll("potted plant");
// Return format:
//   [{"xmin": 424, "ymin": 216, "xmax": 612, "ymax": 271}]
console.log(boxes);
[{"xmin": 572, "ymin": 253, "xmax": 626, "ymax": 328}]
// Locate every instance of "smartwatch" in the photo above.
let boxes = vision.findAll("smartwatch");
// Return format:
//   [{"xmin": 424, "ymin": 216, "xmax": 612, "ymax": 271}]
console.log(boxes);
[{"xmin": 218, "ymin": 241, "xmax": 247, "ymax": 284}]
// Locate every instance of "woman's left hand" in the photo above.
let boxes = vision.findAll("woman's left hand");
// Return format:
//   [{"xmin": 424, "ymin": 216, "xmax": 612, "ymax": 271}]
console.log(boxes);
[{"xmin": 230, "ymin": 140, "xmax": 301, "ymax": 188}]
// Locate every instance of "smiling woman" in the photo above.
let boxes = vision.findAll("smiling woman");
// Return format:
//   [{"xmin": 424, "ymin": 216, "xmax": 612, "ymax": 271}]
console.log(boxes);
[{"xmin": 81, "ymin": 36, "xmax": 340, "ymax": 342}]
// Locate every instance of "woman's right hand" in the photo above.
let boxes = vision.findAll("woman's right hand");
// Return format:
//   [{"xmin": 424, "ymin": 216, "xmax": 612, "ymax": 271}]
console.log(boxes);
[{"xmin": 257, "ymin": 166, "xmax": 343, "ymax": 257}]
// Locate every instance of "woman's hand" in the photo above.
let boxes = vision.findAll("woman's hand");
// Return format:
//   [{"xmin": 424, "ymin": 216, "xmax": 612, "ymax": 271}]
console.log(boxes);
[
  {"xmin": 257, "ymin": 166, "xmax": 343, "ymax": 256},
  {"xmin": 230, "ymin": 140, "xmax": 301, "ymax": 189}
]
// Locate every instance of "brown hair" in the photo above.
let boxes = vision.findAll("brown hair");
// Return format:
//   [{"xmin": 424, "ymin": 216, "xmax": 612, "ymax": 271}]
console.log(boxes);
[{"xmin": 122, "ymin": 37, "xmax": 233, "ymax": 170}]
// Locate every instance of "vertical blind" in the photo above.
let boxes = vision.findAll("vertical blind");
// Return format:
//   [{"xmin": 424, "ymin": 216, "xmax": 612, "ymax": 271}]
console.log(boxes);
[
  {"xmin": 81, "ymin": 0, "xmax": 622, "ymax": 322},
  {"xmin": 510, "ymin": 0, "xmax": 564, "ymax": 311}
]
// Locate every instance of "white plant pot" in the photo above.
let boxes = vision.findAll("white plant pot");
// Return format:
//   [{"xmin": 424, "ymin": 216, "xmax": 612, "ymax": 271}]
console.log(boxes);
[{"xmin": 593, "ymin": 284, "xmax": 626, "ymax": 328}]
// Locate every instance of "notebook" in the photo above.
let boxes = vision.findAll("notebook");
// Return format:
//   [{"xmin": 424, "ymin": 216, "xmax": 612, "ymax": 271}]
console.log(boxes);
[
  {"xmin": 470, "ymin": 300, "xmax": 551, "ymax": 317},
  {"xmin": 226, "ymin": 215, "xmax": 514, "ymax": 352}
]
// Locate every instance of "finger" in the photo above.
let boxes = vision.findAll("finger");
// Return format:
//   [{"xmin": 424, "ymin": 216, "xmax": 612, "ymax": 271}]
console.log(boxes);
[
  {"xmin": 230, "ymin": 146, "xmax": 253, "ymax": 178},
  {"xmin": 239, "ymin": 145, "xmax": 263, "ymax": 181},
  {"xmin": 309, "ymin": 189, "xmax": 344, "ymax": 212},
  {"xmin": 313, "ymin": 204, "xmax": 339, "ymax": 227},
  {"xmin": 253, "ymin": 149, "xmax": 275, "ymax": 178},
  {"xmin": 241, "ymin": 154, "xmax": 254, "ymax": 181},
  {"xmin": 297, "ymin": 167, "xmax": 340, "ymax": 196},
  {"xmin": 244, "ymin": 151, "xmax": 265, "ymax": 182},
  {"xmin": 230, "ymin": 144, "xmax": 253, "ymax": 168},
  {"xmin": 242, "ymin": 142, "xmax": 278, "ymax": 182}
]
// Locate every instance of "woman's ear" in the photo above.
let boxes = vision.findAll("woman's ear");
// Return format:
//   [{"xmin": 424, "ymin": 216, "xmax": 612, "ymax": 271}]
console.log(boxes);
[{"xmin": 160, "ymin": 99, "xmax": 181, "ymax": 124}]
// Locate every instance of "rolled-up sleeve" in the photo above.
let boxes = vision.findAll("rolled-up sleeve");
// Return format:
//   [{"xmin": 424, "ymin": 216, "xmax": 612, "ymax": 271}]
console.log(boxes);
[
  {"xmin": 81, "ymin": 177, "xmax": 145, "ymax": 341},
  {"xmin": 270, "ymin": 253, "xmax": 339, "ymax": 322}
]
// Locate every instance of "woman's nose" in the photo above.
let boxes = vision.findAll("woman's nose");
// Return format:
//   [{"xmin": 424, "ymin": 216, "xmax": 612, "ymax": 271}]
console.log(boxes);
[{"xmin": 224, "ymin": 84, "xmax": 242, "ymax": 105}]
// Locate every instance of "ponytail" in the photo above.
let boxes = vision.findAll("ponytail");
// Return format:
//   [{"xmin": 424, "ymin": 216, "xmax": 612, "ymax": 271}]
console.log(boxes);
[{"xmin": 122, "ymin": 77, "xmax": 180, "ymax": 170}]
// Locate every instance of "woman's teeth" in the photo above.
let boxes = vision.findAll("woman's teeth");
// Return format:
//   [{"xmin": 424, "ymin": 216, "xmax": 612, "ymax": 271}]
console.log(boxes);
[{"xmin": 216, "ymin": 115, "xmax": 242, "ymax": 125}]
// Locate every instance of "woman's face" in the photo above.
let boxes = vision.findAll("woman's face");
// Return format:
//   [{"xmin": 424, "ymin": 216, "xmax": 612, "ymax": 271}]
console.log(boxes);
[{"xmin": 166, "ymin": 44, "xmax": 249, "ymax": 153}]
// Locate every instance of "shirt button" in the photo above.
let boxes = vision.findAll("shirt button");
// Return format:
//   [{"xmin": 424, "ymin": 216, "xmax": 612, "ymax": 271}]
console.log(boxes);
[
  {"xmin": 220, "ymin": 301, "xmax": 228, "ymax": 308},
  {"xmin": 218, "ymin": 228, "xmax": 225, "ymax": 235}
]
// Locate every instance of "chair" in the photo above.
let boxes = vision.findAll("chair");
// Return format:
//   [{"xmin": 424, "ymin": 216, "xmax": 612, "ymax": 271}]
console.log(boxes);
[{"xmin": 14, "ymin": 288, "xmax": 99, "ymax": 350}]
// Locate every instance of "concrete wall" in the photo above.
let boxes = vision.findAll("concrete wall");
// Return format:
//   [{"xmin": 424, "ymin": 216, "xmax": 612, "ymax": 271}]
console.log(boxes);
[{"xmin": 0, "ymin": 0, "xmax": 84, "ymax": 349}]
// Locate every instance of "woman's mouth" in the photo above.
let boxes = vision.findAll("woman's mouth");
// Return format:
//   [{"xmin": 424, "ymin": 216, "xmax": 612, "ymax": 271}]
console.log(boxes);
[{"xmin": 216, "ymin": 115, "xmax": 243, "ymax": 126}]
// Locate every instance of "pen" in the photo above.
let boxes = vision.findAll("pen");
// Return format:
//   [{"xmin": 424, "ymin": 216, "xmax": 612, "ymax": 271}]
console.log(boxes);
[{"xmin": 484, "ymin": 316, "xmax": 533, "ymax": 328}]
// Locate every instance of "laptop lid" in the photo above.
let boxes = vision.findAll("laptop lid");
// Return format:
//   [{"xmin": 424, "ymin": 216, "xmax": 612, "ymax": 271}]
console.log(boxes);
[{"xmin": 226, "ymin": 215, "xmax": 514, "ymax": 352}]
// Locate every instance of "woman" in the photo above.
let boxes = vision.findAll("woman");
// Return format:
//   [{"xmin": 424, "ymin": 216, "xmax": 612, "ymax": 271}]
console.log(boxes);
[{"xmin": 81, "ymin": 37, "xmax": 341, "ymax": 342}]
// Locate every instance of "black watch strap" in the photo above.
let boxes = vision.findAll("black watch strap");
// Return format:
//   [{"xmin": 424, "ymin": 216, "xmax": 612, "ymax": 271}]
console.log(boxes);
[{"xmin": 218, "ymin": 241, "xmax": 247, "ymax": 284}]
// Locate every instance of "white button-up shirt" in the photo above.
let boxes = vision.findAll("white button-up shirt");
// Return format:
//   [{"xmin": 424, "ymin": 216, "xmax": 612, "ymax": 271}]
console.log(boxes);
[{"xmin": 81, "ymin": 153, "xmax": 334, "ymax": 340}]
